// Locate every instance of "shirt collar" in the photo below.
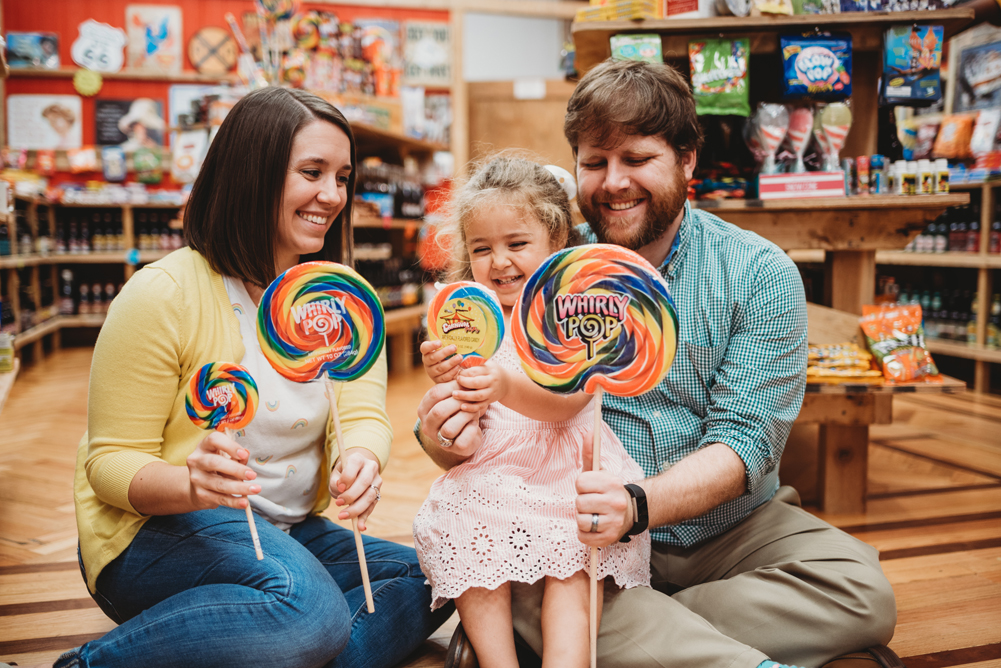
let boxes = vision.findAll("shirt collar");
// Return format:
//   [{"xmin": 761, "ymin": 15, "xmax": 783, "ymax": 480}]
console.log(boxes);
[{"xmin": 659, "ymin": 200, "xmax": 691, "ymax": 279}]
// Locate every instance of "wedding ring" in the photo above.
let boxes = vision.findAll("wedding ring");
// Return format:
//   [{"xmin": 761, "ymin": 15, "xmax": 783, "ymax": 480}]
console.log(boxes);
[
  {"xmin": 437, "ymin": 431, "xmax": 454, "ymax": 448},
  {"xmin": 590, "ymin": 513, "xmax": 600, "ymax": 533},
  {"xmin": 371, "ymin": 485, "xmax": 381, "ymax": 502}
]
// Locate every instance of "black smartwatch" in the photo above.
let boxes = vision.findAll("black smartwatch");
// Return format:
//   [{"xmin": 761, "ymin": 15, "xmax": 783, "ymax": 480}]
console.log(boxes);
[{"xmin": 619, "ymin": 483, "xmax": 649, "ymax": 543}]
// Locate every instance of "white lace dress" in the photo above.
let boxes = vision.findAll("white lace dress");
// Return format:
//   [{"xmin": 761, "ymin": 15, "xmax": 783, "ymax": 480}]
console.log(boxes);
[{"xmin": 413, "ymin": 335, "xmax": 651, "ymax": 610}]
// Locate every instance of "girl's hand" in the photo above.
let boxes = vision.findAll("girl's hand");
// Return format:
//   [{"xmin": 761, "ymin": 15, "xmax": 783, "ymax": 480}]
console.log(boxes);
[
  {"xmin": 421, "ymin": 340, "xmax": 462, "ymax": 384},
  {"xmin": 452, "ymin": 362, "xmax": 510, "ymax": 413},
  {"xmin": 185, "ymin": 431, "xmax": 260, "ymax": 511},
  {"xmin": 329, "ymin": 448, "xmax": 382, "ymax": 531}
]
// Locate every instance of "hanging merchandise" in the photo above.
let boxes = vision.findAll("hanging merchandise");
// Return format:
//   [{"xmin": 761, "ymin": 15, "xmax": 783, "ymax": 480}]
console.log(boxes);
[
  {"xmin": 689, "ymin": 38, "xmax": 751, "ymax": 116},
  {"xmin": 784, "ymin": 106, "xmax": 814, "ymax": 173},
  {"xmin": 66, "ymin": 147, "xmax": 99, "ymax": 173},
  {"xmin": 70, "ymin": 20, "xmax": 126, "ymax": 73},
  {"xmin": 971, "ymin": 108, "xmax": 1001, "ymax": 156},
  {"xmin": 36, "ymin": 150, "xmax": 55, "ymax": 175},
  {"xmin": 187, "ymin": 27, "xmax": 238, "ymax": 76},
  {"xmin": 813, "ymin": 102, "xmax": 853, "ymax": 171},
  {"xmin": 170, "ymin": 130, "xmax": 209, "ymax": 183},
  {"xmin": 932, "ymin": 114, "xmax": 975, "ymax": 160},
  {"xmin": 881, "ymin": 25, "xmax": 943, "ymax": 106},
  {"xmin": 101, "ymin": 146, "xmax": 127, "ymax": 182},
  {"xmin": 747, "ymin": 103, "xmax": 789, "ymax": 173},
  {"xmin": 73, "ymin": 69, "xmax": 103, "ymax": 97},
  {"xmin": 781, "ymin": 32, "xmax": 852, "ymax": 100},
  {"xmin": 133, "ymin": 147, "xmax": 163, "ymax": 184}
]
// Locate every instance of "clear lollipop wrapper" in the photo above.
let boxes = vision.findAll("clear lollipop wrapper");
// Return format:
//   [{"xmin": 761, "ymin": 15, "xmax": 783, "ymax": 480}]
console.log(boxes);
[
  {"xmin": 785, "ymin": 106, "xmax": 814, "ymax": 173},
  {"xmin": 749, "ymin": 103, "xmax": 789, "ymax": 174},
  {"xmin": 814, "ymin": 102, "xmax": 853, "ymax": 171}
]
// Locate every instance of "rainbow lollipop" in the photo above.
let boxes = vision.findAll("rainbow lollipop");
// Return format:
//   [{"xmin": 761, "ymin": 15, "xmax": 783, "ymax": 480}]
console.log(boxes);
[
  {"xmin": 428, "ymin": 282, "xmax": 505, "ymax": 368},
  {"xmin": 256, "ymin": 260, "xmax": 384, "ymax": 612},
  {"xmin": 186, "ymin": 362, "xmax": 263, "ymax": 560},
  {"xmin": 512, "ymin": 243, "xmax": 678, "ymax": 667},
  {"xmin": 186, "ymin": 362, "xmax": 259, "ymax": 431},
  {"xmin": 257, "ymin": 261, "xmax": 385, "ymax": 383},
  {"xmin": 511, "ymin": 244, "xmax": 678, "ymax": 396}
]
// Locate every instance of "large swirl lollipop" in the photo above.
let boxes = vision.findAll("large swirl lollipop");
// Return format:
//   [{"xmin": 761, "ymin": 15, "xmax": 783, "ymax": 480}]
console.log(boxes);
[
  {"xmin": 511, "ymin": 243, "xmax": 678, "ymax": 666},
  {"xmin": 428, "ymin": 281, "xmax": 505, "ymax": 368},
  {"xmin": 186, "ymin": 362, "xmax": 263, "ymax": 560},
  {"xmin": 511, "ymin": 244, "xmax": 678, "ymax": 396},
  {"xmin": 257, "ymin": 261, "xmax": 384, "ymax": 612},
  {"xmin": 257, "ymin": 261, "xmax": 385, "ymax": 383}
]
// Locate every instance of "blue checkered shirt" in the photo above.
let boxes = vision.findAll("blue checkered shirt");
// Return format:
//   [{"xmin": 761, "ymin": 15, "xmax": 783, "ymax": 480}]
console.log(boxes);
[{"xmin": 580, "ymin": 201, "xmax": 807, "ymax": 547}]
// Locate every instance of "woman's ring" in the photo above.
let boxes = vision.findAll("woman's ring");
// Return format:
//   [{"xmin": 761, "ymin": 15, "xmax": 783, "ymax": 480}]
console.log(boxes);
[
  {"xmin": 437, "ymin": 431, "xmax": 454, "ymax": 448},
  {"xmin": 590, "ymin": 513, "xmax": 599, "ymax": 533},
  {"xmin": 371, "ymin": 485, "xmax": 381, "ymax": 502}
]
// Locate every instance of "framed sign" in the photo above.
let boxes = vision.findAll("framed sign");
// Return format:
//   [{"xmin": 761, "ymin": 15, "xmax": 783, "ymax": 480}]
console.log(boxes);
[{"xmin": 403, "ymin": 21, "xmax": 451, "ymax": 88}]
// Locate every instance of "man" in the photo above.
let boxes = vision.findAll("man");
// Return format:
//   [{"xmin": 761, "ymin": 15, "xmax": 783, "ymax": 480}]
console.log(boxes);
[{"xmin": 418, "ymin": 59, "xmax": 897, "ymax": 668}]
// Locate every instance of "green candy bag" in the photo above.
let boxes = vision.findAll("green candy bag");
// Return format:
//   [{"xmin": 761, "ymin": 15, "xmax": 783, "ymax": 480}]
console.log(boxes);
[{"xmin": 689, "ymin": 38, "xmax": 751, "ymax": 117}]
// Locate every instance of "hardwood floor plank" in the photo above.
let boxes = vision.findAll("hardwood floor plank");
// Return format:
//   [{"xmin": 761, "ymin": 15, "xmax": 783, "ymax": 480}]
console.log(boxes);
[
  {"xmin": 902, "ymin": 642, "xmax": 1001, "ymax": 668},
  {"xmin": 852, "ymin": 518, "xmax": 1001, "ymax": 554},
  {"xmin": 0, "ymin": 608, "xmax": 117, "ymax": 643}
]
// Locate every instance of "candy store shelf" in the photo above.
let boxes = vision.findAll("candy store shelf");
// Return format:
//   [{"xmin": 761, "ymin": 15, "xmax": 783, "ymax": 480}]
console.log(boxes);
[
  {"xmin": 927, "ymin": 338, "xmax": 1001, "ymax": 364},
  {"xmin": 383, "ymin": 304, "xmax": 425, "ymax": 327},
  {"xmin": 876, "ymin": 251, "xmax": 1001, "ymax": 269},
  {"xmin": 351, "ymin": 122, "xmax": 448, "ymax": 156},
  {"xmin": 353, "ymin": 215, "xmax": 425, "ymax": 230},
  {"xmin": 8, "ymin": 66, "xmax": 239, "ymax": 84},
  {"xmin": 0, "ymin": 251, "xmax": 174, "ymax": 268},
  {"xmin": 12, "ymin": 317, "xmax": 62, "ymax": 350},
  {"xmin": 805, "ymin": 374, "xmax": 966, "ymax": 394},
  {"xmin": 0, "ymin": 358, "xmax": 19, "ymax": 419},
  {"xmin": 0, "ymin": 254, "xmax": 50, "ymax": 269},
  {"xmin": 692, "ymin": 194, "xmax": 968, "ymax": 251},
  {"xmin": 948, "ymin": 179, "xmax": 1001, "ymax": 191},
  {"xmin": 60, "ymin": 314, "xmax": 108, "ymax": 329},
  {"xmin": 572, "ymin": 7, "xmax": 975, "ymax": 71}
]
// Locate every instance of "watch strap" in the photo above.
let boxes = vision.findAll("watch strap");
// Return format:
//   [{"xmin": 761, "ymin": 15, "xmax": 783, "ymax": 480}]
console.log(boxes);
[{"xmin": 620, "ymin": 483, "xmax": 649, "ymax": 542}]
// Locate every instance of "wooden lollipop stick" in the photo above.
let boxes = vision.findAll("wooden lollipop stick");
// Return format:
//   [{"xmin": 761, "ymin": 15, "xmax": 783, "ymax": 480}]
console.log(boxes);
[
  {"xmin": 325, "ymin": 377, "xmax": 376, "ymax": 613},
  {"xmin": 590, "ymin": 386, "xmax": 603, "ymax": 668},
  {"xmin": 226, "ymin": 428, "xmax": 264, "ymax": 561}
]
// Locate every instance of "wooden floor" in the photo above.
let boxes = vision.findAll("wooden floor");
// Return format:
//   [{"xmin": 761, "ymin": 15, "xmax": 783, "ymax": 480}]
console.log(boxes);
[{"xmin": 1, "ymin": 348, "xmax": 1000, "ymax": 667}]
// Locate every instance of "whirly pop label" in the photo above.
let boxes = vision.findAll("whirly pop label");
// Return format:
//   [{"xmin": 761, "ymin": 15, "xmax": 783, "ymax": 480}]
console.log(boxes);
[{"xmin": 555, "ymin": 293, "xmax": 630, "ymax": 360}]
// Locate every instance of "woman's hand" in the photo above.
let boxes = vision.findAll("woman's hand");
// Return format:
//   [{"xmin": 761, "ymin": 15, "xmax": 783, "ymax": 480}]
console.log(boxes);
[
  {"xmin": 451, "ymin": 362, "xmax": 511, "ymax": 413},
  {"xmin": 329, "ymin": 448, "xmax": 382, "ymax": 531},
  {"xmin": 185, "ymin": 431, "xmax": 260, "ymax": 511},
  {"xmin": 421, "ymin": 340, "xmax": 462, "ymax": 384}
]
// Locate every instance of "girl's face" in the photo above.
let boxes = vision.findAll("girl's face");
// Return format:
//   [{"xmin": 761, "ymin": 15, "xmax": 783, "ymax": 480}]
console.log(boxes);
[
  {"xmin": 276, "ymin": 120, "xmax": 352, "ymax": 273},
  {"xmin": 465, "ymin": 204, "xmax": 557, "ymax": 312}
]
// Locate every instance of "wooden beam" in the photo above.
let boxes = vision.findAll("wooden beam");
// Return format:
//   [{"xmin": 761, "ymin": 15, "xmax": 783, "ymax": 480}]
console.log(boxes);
[
  {"xmin": 798, "ymin": 394, "xmax": 893, "ymax": 426},
  {"xmin": 825, "ymin": 250, "xmax": 876, "ymax": 315},
  {"xmin": 310, "ymin": 0, "xmax": 587, "ymax": 18},
  {"xmin": 451, "ymin": 8, "xmax": 469, "ymax": 174}
]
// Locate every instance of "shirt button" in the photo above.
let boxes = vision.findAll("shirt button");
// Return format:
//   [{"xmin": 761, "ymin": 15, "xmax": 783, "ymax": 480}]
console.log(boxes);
[
  {"xmin": 653, "ymin": 410, "xmax": 661, "ymax": 418},
  {"xmin": 660, "ymin": 461, "xmax": 673, "ymax": 473}
]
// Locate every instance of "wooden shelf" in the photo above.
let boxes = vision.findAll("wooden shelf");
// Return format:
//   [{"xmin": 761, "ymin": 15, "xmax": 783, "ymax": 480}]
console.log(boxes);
[
  {"xmin": 12, "ymin": 317, "xmax": 62, "ymax": 350},
  {"xmin": 0, "ymin": 357, "xmax": 19, "ymax": 418},
  {"xmin": 948, "ymin": 180, "xmax": 1001, "ymax": 191},
  {"xmin": 354, "ymin": 216, "xmax": 424, "ymax": 230},
  {"xmin": 59, "ymin": 314, "xmax": 108, "ymax": 328},
  {"xmin": 694, "ymin": 194, "xmax": 969, "ymax": 251},
  {"xmin": 572, "ymin": 8, "xmax": 975, "ymax": 71},
  {"xmin": 8, "ymin": 66, "xmax": 238, "ymax": 84},
  {"xmin": 805, "ymin": 374, "xmax": 966, "ymax": 394},
  {"xmin": 927, "ymin": 338, "xmax": 1001, "ymax": 363},
  {"xmin": 352, "ymin": 122, "xmax": 448, "ymax": 155},
  {"xmin": 876, "ymin": 251, "xmax": 1001, "ymax": 268}
]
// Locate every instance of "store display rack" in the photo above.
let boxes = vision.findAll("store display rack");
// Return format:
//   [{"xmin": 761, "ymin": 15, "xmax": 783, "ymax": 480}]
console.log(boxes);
[{"xmin": 0, "ymin": 357, "xmax": 18, "ymax": 418}]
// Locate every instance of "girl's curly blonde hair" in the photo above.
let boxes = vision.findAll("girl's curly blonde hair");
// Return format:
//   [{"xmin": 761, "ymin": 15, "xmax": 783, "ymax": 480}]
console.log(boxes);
[{"xmin": 438, "ymin": 154, "xmax": 580, "ymax": 283}]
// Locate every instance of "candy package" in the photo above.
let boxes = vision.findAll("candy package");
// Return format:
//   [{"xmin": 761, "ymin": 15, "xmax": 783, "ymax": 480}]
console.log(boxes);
[
  {"xmin": 932, "ymin": 114, "xmax": 975, "ymax": 159},
  {"xmin": 970, "ymin": 108, "xmax": 1001, "ymax": 156},
  {"xmin": 881, "ymin": 25, "xmax": 943, "ymax": 106},
  {"xmin": 689, "ymin": 38, "xmax": 750, "ymax": 116},
  {"xmin": 781, "ymin": 32, "xmax": 852, "ymax": 100},
  {"xmin": 611, "ymin": 34, "xmax": 663, "ymax": 63},
  {"xmin": 860, "ymin": 304, "xmax": 941, "ymax": 384}
]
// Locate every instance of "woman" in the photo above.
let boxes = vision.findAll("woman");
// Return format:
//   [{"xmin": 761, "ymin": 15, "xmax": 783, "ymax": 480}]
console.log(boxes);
[{"xmin": 62, "ymin": 87, "xmax": 451, "ymax": 668}]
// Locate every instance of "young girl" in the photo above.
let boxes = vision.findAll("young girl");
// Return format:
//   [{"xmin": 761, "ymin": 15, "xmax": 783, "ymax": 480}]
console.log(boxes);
[{"xmin": 413, "ymin": 156, "xmax": 650, "ymax": 668}]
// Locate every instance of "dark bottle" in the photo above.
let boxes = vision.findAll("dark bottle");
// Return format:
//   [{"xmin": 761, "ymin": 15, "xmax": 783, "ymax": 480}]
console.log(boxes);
[
  {"xmin": 990, "ymin": 220, "xmax": 1001, "ymax": 254},
  {"xmin": 0, "ymin": 216, "xmax": 10, "ymax": 256}
]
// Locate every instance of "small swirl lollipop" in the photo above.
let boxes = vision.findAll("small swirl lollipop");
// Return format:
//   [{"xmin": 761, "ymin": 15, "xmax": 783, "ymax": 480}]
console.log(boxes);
[
  {"xmin": 428, "ymin": 282, "xmax": 505, "ymax": 368},
  {"xmin": 256, "ymin": 260, "xmax": 383, "ymax": 612},
  {"xmin": 511, "ymin": 244, "xmax": 678, "ymax": 397},
  {"xmin": 257, "ymin": 261, "xmax": 385, "ymax": 383},
  {"xmin": 185, "ymin": 362, "xmax": 263, "ymax": 560},
  {"xmin": 186, "ymin": 362, "xmax": 259, "ymax": 431}
]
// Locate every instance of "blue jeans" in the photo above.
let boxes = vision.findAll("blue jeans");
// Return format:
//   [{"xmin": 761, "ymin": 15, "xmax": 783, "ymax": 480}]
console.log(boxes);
[{"xmin": 57, "ymin": 508, "xmax": 453, "ymax": 668}]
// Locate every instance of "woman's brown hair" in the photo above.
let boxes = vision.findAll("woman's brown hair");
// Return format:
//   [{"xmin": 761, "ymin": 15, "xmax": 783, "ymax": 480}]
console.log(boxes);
[{"xmin": 185, "ymin": 87, "xmax": 356, "ymax": 288}]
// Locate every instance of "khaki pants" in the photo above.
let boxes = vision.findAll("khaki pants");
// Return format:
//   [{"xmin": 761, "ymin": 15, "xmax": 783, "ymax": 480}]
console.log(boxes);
[{"xmin": 511, "ymin": 487, "xmax": 896, "ymax": 668}]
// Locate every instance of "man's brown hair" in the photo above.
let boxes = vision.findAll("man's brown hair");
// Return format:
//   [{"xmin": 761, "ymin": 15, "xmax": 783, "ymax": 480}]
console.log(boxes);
[
  {"xmin": 185, "ymin": 87, "xmax": 356, "ymax": 288},
  {"xmin": 564, "ymin": 59, "xmax": 704, "ymax": 159}
]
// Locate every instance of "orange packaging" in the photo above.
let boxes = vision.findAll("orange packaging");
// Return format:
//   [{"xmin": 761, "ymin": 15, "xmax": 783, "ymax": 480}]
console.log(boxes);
[
  {"xmin": 932, "ymin": 114, "xmax": 975, "ymax": 160},
  {"xmin": 859, "ymin": 304, "xmax": 941, "ymax": 383}
]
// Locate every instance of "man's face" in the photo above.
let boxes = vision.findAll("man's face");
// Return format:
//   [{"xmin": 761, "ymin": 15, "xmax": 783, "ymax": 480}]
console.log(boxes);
[{"xmin": 576, "ymin": 132, "xmax": 695, "ymax": 251}]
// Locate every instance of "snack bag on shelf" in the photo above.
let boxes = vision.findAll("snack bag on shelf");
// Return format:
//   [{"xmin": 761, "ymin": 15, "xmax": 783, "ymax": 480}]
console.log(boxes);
[
  {"xmin": 859, "ymin": 304, "xmax": 941, "ymax": 384},
  {"xmin": 881, "ymin": 25, "xmax": 943, "ymax": 106},
  {"xmin": 970, "ymin": 108, "xmax": 1001, "ymax": 156},
  {"xmin": 780, "ymin": 32, "xmax": 852, "ymax": 100},
  {"xmin": 689, "ymin": 38, "xmax": 751, "ymax": 116},
  {"xmin": 932, "ymin": 114, "xmax": 975, "ymax": 159}
]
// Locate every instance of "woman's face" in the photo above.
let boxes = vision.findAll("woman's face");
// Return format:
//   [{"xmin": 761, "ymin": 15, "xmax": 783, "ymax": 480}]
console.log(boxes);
[{"xmin": 276, "ymin": 120, "xmax": 352, "ymax": 273}]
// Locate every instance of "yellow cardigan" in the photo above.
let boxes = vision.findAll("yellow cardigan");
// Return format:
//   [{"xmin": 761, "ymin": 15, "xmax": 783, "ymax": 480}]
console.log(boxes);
[{"xmin": 74, "ymin": 248, "xmax": 392, "ymax": 593}]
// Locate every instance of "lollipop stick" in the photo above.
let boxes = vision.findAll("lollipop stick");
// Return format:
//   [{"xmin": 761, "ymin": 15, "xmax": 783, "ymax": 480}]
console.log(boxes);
[
  {"xmin": 226, "ymin": 428, "xmax": 264, "ymax": 561},
  {"xmin": 325, "ymin": 377, "xmax": 376, "ymax": 614},
  {"xmin": 589, "ymin": 386, "xmax": 603, "ymax": 668}
]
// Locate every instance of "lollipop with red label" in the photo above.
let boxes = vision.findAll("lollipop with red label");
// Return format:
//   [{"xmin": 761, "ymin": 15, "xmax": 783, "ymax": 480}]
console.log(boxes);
[
  {"xmin": 186, "ymin": 362, "xmax": 263, "ymax": 560},
  {"xmin": 428, "ymin": 281, "xmax": 505, "ymax": 368},
  {"xmin": 511, "ymin": 244, "xmax": 678, "ymax": 397},
  {"xmin": 256, "ymin": 260, "xmax": 384, "ymax": 612}
]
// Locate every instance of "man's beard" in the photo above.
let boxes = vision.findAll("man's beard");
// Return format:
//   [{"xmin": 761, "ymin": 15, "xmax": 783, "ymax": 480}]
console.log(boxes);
[{"xmin": 578, "ymin": 164, "xmax": 688, "ymax": 251}]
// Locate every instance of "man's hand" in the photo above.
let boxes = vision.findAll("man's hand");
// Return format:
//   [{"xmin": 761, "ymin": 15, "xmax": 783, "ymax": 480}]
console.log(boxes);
[
  {"xmin": 418, "ymin": 380, "xmax": 484, "ymax": 465},
  {"xmin": 575, "ymin": 429, "xmax": 635, "ymax": 547}
]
